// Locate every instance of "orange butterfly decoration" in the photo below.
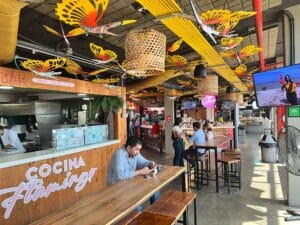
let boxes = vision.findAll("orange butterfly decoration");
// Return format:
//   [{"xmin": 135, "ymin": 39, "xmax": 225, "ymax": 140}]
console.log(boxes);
[
  {"xmin": 167, "ymin": 39, "xmax": 184, "ymax": 53},
  {"xmin": 234, "ymin": 64, "xmax": 247, "ymax": 77},
  {"xmin": 55, "ymin": 0, "xmax": 136, "ymax": 37},
  {"xmin": 63, "ymin": 59, "xmax": 109, "ymax": 76},
  {"xmin": 220, "ymin": 45, "xmax": 263, "ymax": 64},
  {"xmin": 90, "ymin": 43, "xmax": 118, "ymax": 64},
  {"xmin": 166, "ymin": 55, "xmax": 188, "ymax": 68},
  {"xmin": 21, "ymin": 58, "xmax": 66, "ymax": 79}
]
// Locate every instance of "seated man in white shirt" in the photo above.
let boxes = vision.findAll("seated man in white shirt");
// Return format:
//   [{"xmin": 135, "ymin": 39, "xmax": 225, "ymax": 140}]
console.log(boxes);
[{"xmin": 0, "ymin": 126, "xmax": 25, "ymax": 151}]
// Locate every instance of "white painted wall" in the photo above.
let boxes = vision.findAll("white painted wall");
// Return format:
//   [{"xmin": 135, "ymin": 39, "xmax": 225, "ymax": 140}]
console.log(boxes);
[
  {"xmin": 164, "ymin": 92, "xmax": 175, "ymax": 155},
  {"xmin": 284, "ymin": 5, "xmax": 300, "ymax": 207}
]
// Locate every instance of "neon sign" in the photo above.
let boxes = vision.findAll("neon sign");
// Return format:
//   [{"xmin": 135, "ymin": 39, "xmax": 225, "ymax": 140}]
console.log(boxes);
[{"xmin": 0, "ymin": 156, "xmax": 97, "ymax": 219}]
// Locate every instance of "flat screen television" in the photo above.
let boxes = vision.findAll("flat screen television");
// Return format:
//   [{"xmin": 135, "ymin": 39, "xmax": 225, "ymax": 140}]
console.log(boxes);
[
  {"xmin": 181, "ymin": 101, "xmax": 197, "ymax": 110},
  {"xmin": 252, "ymin": 64, "xmax": 300, "ymax": 107}
]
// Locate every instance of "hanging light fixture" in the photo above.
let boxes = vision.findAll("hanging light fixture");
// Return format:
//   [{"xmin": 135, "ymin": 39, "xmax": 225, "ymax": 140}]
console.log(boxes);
[
  {"xmin": 194, "ymin": 64, "xmax": 207, "ymax": 78},
  {"xmin": 227, "ymin": 92, "xmax": 244, "ymax": 105},
  {"xmin": 201, "ymin": 95, "xmax": 216, "ymax": 108},
  {"xmin": 124, "ymin": 29, "xmax": 166, "ymax": 76},
  {"xmin": 197, "ymin": 74, "xmax": 218, "ymax": 97}
]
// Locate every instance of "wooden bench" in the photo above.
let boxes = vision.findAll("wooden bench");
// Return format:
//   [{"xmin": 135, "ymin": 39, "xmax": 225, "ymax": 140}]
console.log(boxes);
[
  {"xmin": 115, "ymin": 211, "xmax": 141, "ymax": 225},
  {"xmin": 129, "ymin": 212, "xmax": 176, "ymax": 225},
  {"xmin": 128, "ymin": 190, "xmax": 197, "ymax": 225}
]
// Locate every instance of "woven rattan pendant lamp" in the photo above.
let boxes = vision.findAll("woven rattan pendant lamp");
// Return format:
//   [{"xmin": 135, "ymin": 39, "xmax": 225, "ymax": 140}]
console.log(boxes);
[
  {"xmin": 124, "ymin": 29, "xmax": 166, "ymax": 76},
  {"xmin": 227, "ymin": 92, "xmax": 244, "ymax": 105},
  {"xmin": 195, "ymin": 74, "xmax": 218, "ymax": 97}
]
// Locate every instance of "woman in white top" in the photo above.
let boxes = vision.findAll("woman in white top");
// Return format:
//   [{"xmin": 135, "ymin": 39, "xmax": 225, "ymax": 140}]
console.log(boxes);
[{"xmin": 0, "ymin": 126, "xmax": 25, "ymax": 151}]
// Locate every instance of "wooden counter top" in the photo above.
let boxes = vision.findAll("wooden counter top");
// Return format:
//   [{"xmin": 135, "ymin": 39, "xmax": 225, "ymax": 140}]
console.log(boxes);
[
  {"xmin": 0, "ymin": 140, "xmax": 120, "ymax": 169},
  {"xmin": 30, "ymin": 165, "xmax": 185, "ymax": 225}
]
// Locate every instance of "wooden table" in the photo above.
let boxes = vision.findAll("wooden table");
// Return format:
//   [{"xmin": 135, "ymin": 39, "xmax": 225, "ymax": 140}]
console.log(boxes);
[
  {"xmin": 196, "ymin": 136, "xmax": 233, "ymax": 193},
  {"xmin": 30, "ymin": 165, "xmax": 186, "ymax": 225}
]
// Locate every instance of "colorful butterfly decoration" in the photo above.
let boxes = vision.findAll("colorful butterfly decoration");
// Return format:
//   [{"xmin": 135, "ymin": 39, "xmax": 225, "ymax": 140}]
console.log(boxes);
[
  {"xmin": 21, "ymin": 58, "xmax": 66, "ymax": 79},
  {"xmin": 167, "ymin": 38, "xmax": 184, "ymax": 53},
  {"xmin": 166, "ymin": 55, "xmax": 188, "ymax": 68},
  {"xmin": 63, "ymin": 59, "xmax": 109, "ymax": 76},
  {"xmin": 220, "ymin": 37, "xmax": 243, "ymax": 51},
  {"xmin": 43, "ymin": 25, "xmax": 85, "ymax": 39},
  {"xmin": 220, "ymin": 45, "xmax": 263, "ymax": 64},
  {"xmin": 189, "ymin": 0, "xmax": 256, "ymax": 44},
  {"xmin": 43, "ymin": 25, "xmax": 85, "ymax": 53},
  {"xmin": 90, "ymin": 43, "xmax": 118, "ymax": 64},
  {"xmin": 55, "ymin": 0, "xmax": 136, "ymax": 37},
  {"xmin": 92, "ymin": 77, "xmax": 120, "ymax": 84},
  {"xmin": 176, "ymin": 79, "xmax": 192, "ymax": 87},
  {"xmin": 200, "ymin": 10, "xmax": 256, "ymax": 36},
  {"xmin": 234, "ymin": 64, "xmax": 247, "ymax": 77}
]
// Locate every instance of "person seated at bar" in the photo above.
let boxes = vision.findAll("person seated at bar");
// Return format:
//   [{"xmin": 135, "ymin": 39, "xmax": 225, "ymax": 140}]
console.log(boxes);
[
  {"xmin": 172, "ymin": 125, "xmax": 185, "ymax": 166},
  {"xmin": 106, "ymin": 136, "xmax": 159, "ymax": 210},
  {"xmin": 151, "ymin": 121, "xmax": 160, "ymax": 138},
  {"xmin": 183, "ymin": 121, "xmax": 206, "ymax": 166}
]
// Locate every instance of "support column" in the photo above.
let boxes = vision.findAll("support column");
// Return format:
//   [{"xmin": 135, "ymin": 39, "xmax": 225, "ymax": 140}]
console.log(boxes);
[
  {"xmin": 164, "ymin": 92, "xmax": 175, "ymax": 156},
  {"xmin": 284, "ymin": 5, "xmax": 300, "ymax": 207}
]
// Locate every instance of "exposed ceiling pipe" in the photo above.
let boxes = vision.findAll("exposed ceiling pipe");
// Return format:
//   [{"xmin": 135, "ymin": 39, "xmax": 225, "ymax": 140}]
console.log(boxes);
[
  {"xmin": 252, "ymin": 0, "xmax": 265, "ymax": 71},
  {"xmin": 0, "ymin": 0, "xmax": 27, "ymax": 65}
]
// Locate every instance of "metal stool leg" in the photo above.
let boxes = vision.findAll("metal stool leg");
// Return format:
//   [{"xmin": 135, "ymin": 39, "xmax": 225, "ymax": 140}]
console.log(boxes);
[
  {"xmin": 200, "ymin": 160, "xmax": 204, "ymax": 189},
  {"xmin": 227, "ymin": 164, "xmax": 230, "ymax": 194},
  {"xmin": 194, "ymin": 198, "xmax": 197, "ymax": 225}
]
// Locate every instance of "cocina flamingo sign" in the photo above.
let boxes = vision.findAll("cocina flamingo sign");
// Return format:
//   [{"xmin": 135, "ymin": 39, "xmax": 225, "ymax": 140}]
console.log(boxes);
[{"xmin": 0, "ymin": 156, "xmax": 97, "ymax": 219}]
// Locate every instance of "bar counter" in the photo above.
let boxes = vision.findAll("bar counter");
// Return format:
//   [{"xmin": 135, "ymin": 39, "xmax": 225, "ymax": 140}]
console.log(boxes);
[
  {"xmin": 0, "ymin": 140, "xmax": 120, "ymax": 169},
  {"xmin": 0, "ymin": 139, "xmax": 121, "ymax": 225}
]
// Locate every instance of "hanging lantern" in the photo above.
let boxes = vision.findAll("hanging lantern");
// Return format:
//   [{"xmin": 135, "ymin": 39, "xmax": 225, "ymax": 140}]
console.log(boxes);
[
  {"xmin": 197, "ymin": 74, "xmax": 218, "ymax": 97},
  {"xmin": 227, "ymin": 92, "xmax": 244, "ymax": 105},
  {"xmin": 201, "ymin": 95, "xmax": 216, "ymax": 109},
  {"xmin": 124, "ymin": 29, "xmax": 166, "ymax": 76}
]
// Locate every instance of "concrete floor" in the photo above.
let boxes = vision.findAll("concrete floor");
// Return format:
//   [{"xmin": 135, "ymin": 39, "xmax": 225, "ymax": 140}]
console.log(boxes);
[{"xmin": 142, "ymin": 134, "xmax": 300, "ymax": 225}]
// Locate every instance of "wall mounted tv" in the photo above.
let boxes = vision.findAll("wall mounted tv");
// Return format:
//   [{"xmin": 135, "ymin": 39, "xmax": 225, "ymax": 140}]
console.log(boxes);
[
  {"xmin": 181, "ymin": 101, "xmax": 197, "ymax": 110},
  {"xmin": 252, "ymin": 64, "xmax": 300, "ymax": 107}
]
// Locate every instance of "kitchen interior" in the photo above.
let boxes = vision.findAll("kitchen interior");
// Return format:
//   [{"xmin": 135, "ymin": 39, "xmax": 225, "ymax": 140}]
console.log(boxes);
[{"xmin": 0, "ymin": 86, "xmax": 108, "ymax": 158}]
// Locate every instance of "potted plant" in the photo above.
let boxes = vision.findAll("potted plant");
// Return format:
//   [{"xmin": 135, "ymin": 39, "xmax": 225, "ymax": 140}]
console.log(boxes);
[{"xmin": 101, "ymin": 96, "xmax": 124, "ymax": 139}]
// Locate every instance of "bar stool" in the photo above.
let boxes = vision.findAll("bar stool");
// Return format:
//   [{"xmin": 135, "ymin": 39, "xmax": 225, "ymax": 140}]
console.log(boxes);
[
  {"xmin": 218, "ymin": 153, "xmax": 241, "ymax": 194},
  {"xmin": 186, "ymin": 148, "xmax": 210, "ymax": 190}
]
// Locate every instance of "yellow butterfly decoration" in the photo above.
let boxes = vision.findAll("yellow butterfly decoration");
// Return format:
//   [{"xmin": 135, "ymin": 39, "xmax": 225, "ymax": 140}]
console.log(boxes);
[
  {"xmin": 200, "ymin": 9, "xmax": 232, "ymax": 25},
  {"xmin": 239, "ymin": 45, "xmax": 263, "ymax": 58},
  {"xmin": 90, "ymin": 43, "xmax": 118, "ymax": 64},
  {"xmin": 43, "ymin": 25, "xmax": 85, "ymax": 38},
  {"xmin": 167, "ymin": 38, "xmax": 184, "ymax": 53},
  {"xmin": 176, "ymin": 79, "xmax": 192, "ymax": 87},
  {"xmin": 166, "ymin": 55, "xmax": 188, "ymax": 68},
  {"xmin": 21, "ymin": 58, "xmax": 66, "ymax": 78},
  {"xmin": 55, "ymin": 0, "xmax": 136, "ymax": 37},
  {"xmin": 200, "ymin": 9, "xmax": 256, "ymax": 35},
  {"xmin": 220, "ymin": 37, "xmax": 243, "ymax": 51},
  {"xmin": 63, "ymin": 59, "xmax": 109, "ymax": 76},
  {"xmin": 220, "ymin": 45, "xmax": 263, "ymax": 63},
  {"xmin": 234, "ymin": 64, "xmax": 247, "ymax": 77},
  {"xmin": 92, "ymin": 77, "xmax": 120, "ymax": 84}
]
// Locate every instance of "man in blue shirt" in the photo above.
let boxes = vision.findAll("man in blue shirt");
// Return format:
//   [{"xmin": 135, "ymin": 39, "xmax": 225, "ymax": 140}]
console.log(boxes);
[
  {"xmin": 183, "ymin": 122, "xmax": 206, "ymax": 164},
  {"xmin": 107, "ymin": 137, "xmax": 157, "ymax": 185},
  {"xmin": 188, "ymin": 122, "xmax": 206, "ymax": 153},
  {"xmin": 106, "ymin": 136, "xmax": 159, "ymax": 209}
]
